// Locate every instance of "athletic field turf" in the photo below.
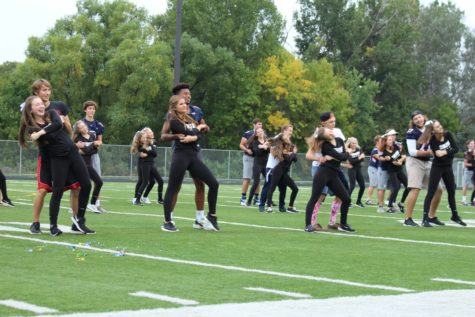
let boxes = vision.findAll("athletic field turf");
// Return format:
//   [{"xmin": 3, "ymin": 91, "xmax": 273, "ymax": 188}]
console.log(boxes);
[{"xmin": 1, "ymin": 180, "xmax": 474, "ymax": 316}]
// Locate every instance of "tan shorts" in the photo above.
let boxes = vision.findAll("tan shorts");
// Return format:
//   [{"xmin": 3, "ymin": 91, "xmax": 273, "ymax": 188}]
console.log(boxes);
[{"xmin": 406, "ymin": 156, "xmax": 432, "ymax": 189}]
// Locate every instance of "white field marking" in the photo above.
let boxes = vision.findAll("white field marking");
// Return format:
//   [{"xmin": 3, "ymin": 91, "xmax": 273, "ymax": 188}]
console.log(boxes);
[
  {"xmin": 0, "ymin": 222, "xmax": 76, "ymax": 234},
  {"xmin": 243, "ymin": 287, "xmax": 311, "ymax": 299},
  {"xmin": 30, "ymin": 289, "xmax": 475, "ymax": 317},
  {"xmin": 129, "ymin": 291, "xmax": 199, "ymax": 305},
  {"xmin": 0, "ymin": 225, "xmax": 29, "ymax": 233},
  {"xmin": 431, "ymin": 278, "xmax": 475, "ymax": 286},
  {"xmin": 0, "ymin": 233, "xmax": 413, "ymax": 293},
  {"xmin": 0, "ymin": 299, "xmax": 58, "ymax": 314}
]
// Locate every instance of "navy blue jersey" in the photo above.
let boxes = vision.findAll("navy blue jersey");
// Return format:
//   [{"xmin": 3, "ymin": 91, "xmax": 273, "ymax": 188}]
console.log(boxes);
[
  {"xmin": 369, "ymin": 148, "xmax": 379, "ymax": 168},
  {"xmin": 188, "ymin": 104, "xmax": 204, "ymax": 122},
  {"xmin": 242, "ymin": 129, "xmax": 255, "ymax": 156},
  {"xmin": 82, "ymin": 118, "xmax": 105, "ymax": 137},
  {"xmin": 406, "ymin": 126, "xmax": 430, "ymax": 161}
]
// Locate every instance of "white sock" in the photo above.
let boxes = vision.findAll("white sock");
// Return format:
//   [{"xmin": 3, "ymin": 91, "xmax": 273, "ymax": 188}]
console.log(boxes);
[
  {"xmin": 462, "ymin": 196, "xmax": 466, "ymax": 203},
  {"xmin": 196, "ymin": 210, "xmax": 205, "ymax": 220},
  {"xmin": 170, "ymin": 212, "xmax": 174, "ymax": 220},
  {"xmin": 95, "ymin": 200, "xmax": 101, "ymax": 207}
]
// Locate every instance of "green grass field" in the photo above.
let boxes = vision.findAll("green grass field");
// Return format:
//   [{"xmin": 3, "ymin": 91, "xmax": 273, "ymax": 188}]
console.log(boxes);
[{"xmin": 0, "ymin": 180, "xmax": 474, "ymax": 316}]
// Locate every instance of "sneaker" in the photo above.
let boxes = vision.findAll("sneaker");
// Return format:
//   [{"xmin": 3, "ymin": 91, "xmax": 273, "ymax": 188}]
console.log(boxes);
[
  {"xmin": 327, "ymin": 223, "xmax": 340, "ymax": 230},
  {"xmin": 462, "ymin": 201, "xmax": 468, "ymax": 206},
  {"xmin": 403, "ymin": 218, "xmax": 419, "ymax": 227},
  {"xmin": 141, "ymin": 197, "xmax": 151, "ymax": 204},
  {"xmin": 240, "ymin": 198, "xmax": 246, "ymax": 206},
  {"xmin": 206, "ymin": 215, "xmax": 220, "ymax": 231},
  {"xmin": 133, "ymin": 198, "xmax": 142, "ymax": 206},
  {"xmin": 258, "ymin": 205, "xmax": 265, "ymax": 212},
  {"xmin": 428, "ymin": 217, "xmax": 445, "ymax": 226},
  {"xmin": 397, "ymin": 202, "xmax": 405, "ymax": 213},
  {"xmin": 338, "ymin": 224, "xmax": 356, "ymax": 232},
  {"xmin": 1, "ymin": 199, "xmax": 14, "ymax": 207},
  {"xmin": 50, "ymin": 225, "xmax": 63, "ymax": 236},
  {"xmin": 245, "ymin": 201, "xmax": 252, "ymax": 207},
  {"xmin": 421, "ymin": 219, "xmax": 432, "ymax": 227},
  {"xmin": 365, "ymin": 199, "xmax": 375, "ymax": 206},
  {"xmin": 279, "ymin": 206, "xmax": 286, "ymax": 212},
  {"xmin": 385, "ymin": 199, "xmax": 389, "ymax": 206},
  {"xmin": 377, "ymin": 206, "xmax": 385, "ymax": 213},
  {"xmin": 471, "ymin": 201, "xmax": 475, "ymax": 206},
  {"xmin": 253, "ymin": 198, "xmax": 260, "ymax": 206},
  {"xmin": 450, "ymin": 215, "xmax": 467, "ymax": 226},
  {"xmin": 192, "ymin": 220, "xmax": 204, "ymax": 229},
  {"xmin": 71, "ymin": 216, "xmax": 96, "ymax": 234},
  {"xmin": 355, "ymin": 202, "xmax": 365, "ymax": 208},
  {"xmin": 349, "ymin": 203, "xmax": 354, "ymax": 208},
  {"xmin": 29, "ymin": 222, "xmax": 42, "ymax": 234},
  {"xmin": 157, "ymin": 200, "xmax": 164, "ymax": 205},
  {"xmin": 96, "ymin": 205, "xmax": 107, "ymax": 213},
  {"xmin": 304, "ymin": 224, "xmax": 316, "ymax": 232},
  {"xmin": 286, "ymin": 207, "xmax": 298, "ymax": 213},
  {"xmin": 266, "ymin": 206, "xmax": 273, "ymax": 213},
  {"xmin": 71, "ymin": 223, "xmax": 85, "ymax": 234},
  {"xmin": 386, "ymin": 207, "xmax": 397, "ymax": 213},
  {"xmin": 87, "ymin": 204, "xmax": 101, "ymax": 214},
  {"xmin": 161, "ymin": 221, "xmax": 178, "ymax": 232}
]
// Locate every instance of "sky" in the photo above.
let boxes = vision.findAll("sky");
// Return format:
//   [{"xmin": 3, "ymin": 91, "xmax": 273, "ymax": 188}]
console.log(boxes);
[{"xmin": 0, "ymin": 0, "xmax": 474, "ymax": 64}]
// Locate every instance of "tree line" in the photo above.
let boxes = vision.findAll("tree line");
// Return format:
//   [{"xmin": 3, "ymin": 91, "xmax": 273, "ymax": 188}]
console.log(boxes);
[{"xmin": 0, "ymin": 0, "xmax": 474, "ymax": 152}]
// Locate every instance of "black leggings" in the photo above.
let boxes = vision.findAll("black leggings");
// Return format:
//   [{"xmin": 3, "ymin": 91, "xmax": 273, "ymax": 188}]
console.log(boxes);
[
  {"xmin": 305, "ymin": 165, "xmax": 351, "ymax": 226},
  {"xmin": 266, "ymin": 163, "xmax": 298, "ymax": 207},
  {"xmin": 50, "ymin": 152, "xmax": 91, "ymax": 225},
  {"xmin": 423, "ymin": 165, "xmax": 457, "ymax": 218},
  {"xmin": 387, "ymin": 169, "xmax": 409, "ymax": 207},
  {"xmin": 0, "ymin": 169, "xmax": 9, "ymax": 201},
  {"xmin": 86, "ymin": 164, "xmax": 103, "ymax": 205},
  {"xmin": 163, "ymin": 149, "xmax": 219, "ymax": 222},
  {"xmin": 348, "ymin": 165, "xmax": 365, "ymax": 204},
  {"xmin": 143, "ymin": 165, "xmax": 164, "ymax": 201},
  {"xmin": 136, "ymin": 161, "xmax": 163, "ymax": 201},
  {"xmin": 247, "ymin": 160, "xmax": 266, "ymax": 204}
]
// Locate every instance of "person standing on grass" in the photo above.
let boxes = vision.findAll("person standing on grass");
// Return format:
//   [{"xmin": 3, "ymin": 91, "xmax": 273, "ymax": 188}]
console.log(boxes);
[
  {"xmin": 0, "ymin": 169, "xmax": 14, "ymax": 207},
  {"xmin": 365, "ymin": 135, "xmax": 382, "ymax": 206},
  {"xmin": 239, "ymin": 118, "xmax": 263, "ymax": 206},
  {"xmin": 375, "ymin": 136, "xmax": 389, "ymax": 213},
  {"xmin": 81, "ymin": 100, "xmax": 106, "ymax": 212},
  {"xmin": 403, "ymin": 110, "xmax": 443, "ymax": 227},
  {"xmin": 304, "ymin": 127, "xmax": 355, "ymax": 233},
  {"xmin": 346, "ymin": 137, "xmax": 365, "ymax": 208},
  {"xmin": 19, "ymin": 96, "xmax": 94, "ymax": 236},
  {"xmin": 23, "ymin": 79, "xmax": 80, "ymax": 235},
  {"xmin": 73, "ymin": 121, "xmax": 104, "ymax": 214},
  {"xmin": 160, "ymin": 83, "xmax": 212, "ymax": 230},
  {"xmin": 246, "ymin": 127, "xmax": 270, "ymax": 207},
  {"xmin": 161, "ymin": 95, "xmax": 219, "ymax": 232},
  {"xmin": 380, "ymin": 129, "xmax": 409, "ymax": 213},
  {"xmin": 417, "ymin": 120, "xmax": 466, "ymax": 227},
  {"xmin": 461, "ymin": 140, "xmax": 475, "ymax": 206}
]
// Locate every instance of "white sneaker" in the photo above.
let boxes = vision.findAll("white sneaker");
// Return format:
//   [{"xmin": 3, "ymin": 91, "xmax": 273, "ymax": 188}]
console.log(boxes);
[
  {"xmin": 96, "ymin": 205, "xmax": 107, "ymax": 213},
  {"xmin": 377, "ymin": 206, "xmax": 385, "ymax": 213},
  {"xmin": 198, "ymin": 217, "xmax": 217, "ymax": 231},
  {"xmin": 141, "ymin": 197, "xmax": 151, "ymax": 204},
  {"xmin": 240, "ymin": 198, "xmax": 246, "ymax": 206},
  {"xmin": 87, "ymin": 204, "xmax": 101, "ymax": 214}
]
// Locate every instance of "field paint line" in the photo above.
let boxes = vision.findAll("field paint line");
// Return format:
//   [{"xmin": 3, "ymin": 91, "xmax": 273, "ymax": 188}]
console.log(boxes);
[
  {"xmin": 0, "ymin": 233, "xmax": 414, "ymax": 293},
  {"xmin": 243, "ymin": 287, "xmax": 312, "ymax": 299},
  {"xmin": 0, "ymin": 299, "xmax": 58, "ymax": 313},
  {"xmin": 129, "ymin": 291, "xmax": 199, "ymax": 305},
  {"xmin": 431, "ymin": 278, "xmax": 475, "ymax": 286}
]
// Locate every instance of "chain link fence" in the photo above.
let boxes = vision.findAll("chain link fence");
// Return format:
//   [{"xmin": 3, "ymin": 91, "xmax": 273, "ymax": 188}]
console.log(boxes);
[{"xmin": 0, "ymin": 140, "xmax": 467, "ymax": 187}]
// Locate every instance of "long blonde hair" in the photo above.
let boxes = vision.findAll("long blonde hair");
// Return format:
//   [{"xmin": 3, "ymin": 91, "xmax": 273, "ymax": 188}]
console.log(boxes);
[
  {"xmin": 168, "ymin": 95, "xmax": 197, "ymax": 126},
  {"xmin": 345, "ymin": 137, "xmax": 359, "ymax": 150},
  {"xmin": 306, "ymin": 127, "xmax": 327, "ymax": 153},
  {"xmin": 130, "ymin": 130, "xmax": 144, "ymax": 154}
]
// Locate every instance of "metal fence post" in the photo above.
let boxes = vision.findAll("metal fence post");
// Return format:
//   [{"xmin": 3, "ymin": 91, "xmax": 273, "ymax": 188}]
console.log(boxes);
[{"xmin": 227, "ymin": 150, "xmax": 231, "ymax": 181}]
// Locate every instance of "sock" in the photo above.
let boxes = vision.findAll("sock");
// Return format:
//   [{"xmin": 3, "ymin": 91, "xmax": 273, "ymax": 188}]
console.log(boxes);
[
  {"xmin": 241, "ymin": 193, "xmax": 246, "ymax": 199},
  {"xmin": 462, "ymin": 196, "xmax": 466, "ymax": 203},
  {"xmin": 95, "ymin": 200, "xmax": 101, "ymax": 207},
  {"xmin": 329, "ymin": 202, "xmax": 340, "ymax": 225},
  {"xmin": 311, "ymin": 201, "xmax": 321, "ymax": 225},
  {"xmin": 170, "ymin": 211, "xmax": 174, "ymax": 220},
  {"xmin": 254, "ymin": 193, "xmax": 259, "ymax": 199},
  {"xmin": 196, "ymin": 210, "xmax": 204, "ymax": 220}
]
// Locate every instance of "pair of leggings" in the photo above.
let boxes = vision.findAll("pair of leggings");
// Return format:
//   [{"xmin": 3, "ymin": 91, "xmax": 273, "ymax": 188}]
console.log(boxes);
[
  {"xmin": 423, "ymin": 164, "xmax": 457, "ymax": 218},
  {"xmin": 0, "ymin": 169, "xmax": 10, "ymax": 201},
  {"xmin": 348, "ymin": 165, "xmax": 365, "ymax": 203},
  {"xmin": 163, "ymin": 149, "xmax": 219, "ymax": 222},
  {"xmin": 143, "ymin": 165, "xmax": 164, "ymax": 201},
  {"xmin": 50, "ymin": 152, "xmax": 91, "ymax": 225},
  {"xmin": 247, "ymin": 160, "xmax": 266, "ymax": 205},
  {"xmin": 387, "ymin": 169, "xmax": 409, "ymax": 207},
  {"xmin": 266, "ymin": 163, "xmax": 298, "ymax": 207},
  {"xmin": 136, "ymin": 161, "xmax": 163, "ymax": 201},
  {"xmin": 86, "ymin": 164, "xmax": 103, "ymax": 205},
  {"xmin": 259, "ymin": 168, "xmax": 286, "ymax": 209},
  {"xmin": 305, "ymin": 165, "xmax": 351, "ymax": 226}
]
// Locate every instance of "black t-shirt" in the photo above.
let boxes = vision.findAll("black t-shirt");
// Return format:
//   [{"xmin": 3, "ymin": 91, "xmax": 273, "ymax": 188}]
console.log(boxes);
[
  {"xmin": 169, "ymin": 118, "xmax": 201, "ymax": 152},
  {"xmin": 348, "ymin": 147, "xmax": 363, "ymax": 169},
  {"xmin": 430, "ymin": 131, "xmax": 458, "ymax": 167},
  {"xmin": 464, "ymin": 150, "xmax": 474, "ymax": 171},
  {"xmin": 36, "ymin": 109, "xmax": 77, "ymax": 157},
  {"xmin": 138, "ymin": 144, "xmax": 158, "ymax": 163},
  {"xmin": 74, "ymin": 133, "xmax": 98, "ymax": 165},
  {"xmin": 321, "ymin": 138, "xmax": 349, "ymax": 170},
  {"xmin": 382, "ymin": 143, "xmax": 403, "ymax": 173},
  {"xmin": 250, "ymin": 139, "xmax": 269, "ymax": 167}
]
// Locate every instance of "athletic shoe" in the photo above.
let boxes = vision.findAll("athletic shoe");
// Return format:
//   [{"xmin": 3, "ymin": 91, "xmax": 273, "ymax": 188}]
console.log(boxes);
[
  {"xmin": 133, "ymin": 198, "xmax": 142, "ymax": 206},
  {"xmin": 365, "ymin": 199, "xmax": 375, "ymax": 205},
  {"xmin": 266, "ymin": 206, "xmax": 273, "ymax": 213},
  {"xmin": 141, "ymin": 197, "xmax": 151, "ymax": 204},
  {"xmin": 240, "ymin": 198, "xmax": 246, "ymax": 206},
  {"xmin": 384, "ymin": 199, "xmax": 389, "ymax": 206},
  {"xmin": 1, "ymin": 199, "xmax": 14, "ymax": 207},
  {"xmin": 71, "ymin": 224, "xmax": 85, "ymax": 234},
  {"xmin": 355, "ymin": 202, "xmax": 365, "ymax": 208},
  {"xmin": 253, "ymin": 198, "xmax": 260, "ymax": 206},
  {"xmin": 29, "ymin": 222, "xmax": 42, "ymax": 234},
  {"xmin": 450, "ymin": 215, "xmax": 467, "ymax": 226},
  {"xmin": 386, "ymin": 207, "xmax": 397, "ymax": 213},
  {"xmin": 192, "ymin": 220, "xmax": 204, "ymax": 229},
  {"xmin": 471, "ymin": 202, "xmax": 475, "ymax": 206},
  {"xmin": 397, "ymin": 202, "xmax": 405, "ymax": 213},
  {"xmin": 421, "ymin": 219, "xmax": 432, "ymax": 227},
  {"xmin": 246, "ymin": 201, "xmax": 252, "ymax": 207},
  {"xmin": 50, "ymin": 225, "xmax": 63, "ymax": 236},
  {"xmin": 304, "ymin": 224, "xmax": 316, "ymax": 232},
  {"xmin": 157, "ymin": 200, "xmax": 164, "ymax": 205},
  {"xmin": 71, "ymin": 216, "xmax": 96, "ymax": 234},
  {"xmin": 258, "ymin": 206, "xmax": 265, "ymax": 212},
  {"xmin": 87, "ymin": 204, "xmax": 101, "ymax": 214},
  {"xmin": 206, "ymin": 215, "xmax": 220, "ymax": 231},
  {"xmin": 403, "ymin": 218, "xmax": 419, "ymax": 227},
  {"xmin": 279, "ymin": 206, "xmax": 286, "ymax": 212},
  {"xmin": 327, "ymin": 223, "xmax": 340, "ymax": 230},
  {"xmin": 428, "ymin": 217, "xmax": 445, "ymax": 226},
  {"xmin": 96, "ymin": 205, "xmax": 107, "ymax": 213},
  {"xmin": 161, "ymin": 222, "xmax": 178, "ymax": 232},
  {"xmin": 461, "ymin": 201, "xmax": 468, "ymax": 206},
  {"xmin": 338, "ymin": 224, "xmax": 356, "ymax": 232},
  {"xmin": 286, "ymin": 207, "xmax": 298, "ymax": 213},
  {"xmin": 377, "ymin": 206, "xmax": 385, "ymax": 213},
  {"xmin": 349, "ymin": 203, "xmax": 354, "ymax": 208}
]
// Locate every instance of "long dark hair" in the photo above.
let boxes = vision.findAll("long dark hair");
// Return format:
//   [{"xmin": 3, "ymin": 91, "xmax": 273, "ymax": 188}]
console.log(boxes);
[
  {"xmin": 19, "ymin": 96, "xmax": 51, "ymax": 148},
  {"xmin": 417, "ymin": 120, "xmax": 442, "ymax": 145}
]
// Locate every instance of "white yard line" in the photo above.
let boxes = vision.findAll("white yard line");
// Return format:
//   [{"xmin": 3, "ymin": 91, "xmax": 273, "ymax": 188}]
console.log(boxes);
[
  {"xmin": 0, "ymin": 299, "xmax": 58, "ymax": 314},
  {"xmin": 0, "ymin": 233, "xmax": 413, "ymax": 293},
  {"xmin": 243, "ymin": 287, "xmax": 311, "ymax": 299},
  {"xmin": 432, "ymin": 278, "xmax": 475, "ymax": 286},
  {"xmin": 129, "ymin": 292, "xmax": 199, "ymax": 305}
]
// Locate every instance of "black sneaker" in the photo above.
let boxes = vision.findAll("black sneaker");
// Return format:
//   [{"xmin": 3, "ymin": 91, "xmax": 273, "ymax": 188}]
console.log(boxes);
[
  {"xmin": 338, "ymin": 224, "xmax": 356, "ymax": 232},
  {"xmin": 403, "ymin": 218, "xmax": 419, "ymax": 227},
  {"xmin": 1, "ymin": 199, "xmax": 15, "ymax": 207},
  {"xmin": 29, "ymin": 222, "xmax": 42, "ymax": 234},
  {"xmin": 133, "ymin": 199, "xmax": 142, "ymax": 206},
  {"xmin": 279, "ymin": 206, "xmax": 286, "ymax": 212},
  {"xmin": 428, "ymin": 217, "xmax": 445, "ymax": 226},
  {"xmin": 397, "ymin": 202, "xmax": 405, "ymax": 213},
  {"xmin": 71, "ymin": 216, "xmax": 96, "ymax": 234},
  {"xmin": 386, "ymin": 207, "xmax": 397, "ymax": 213},
  {"xmin": 421, "ymin": 219, "xmax": 433, "ymax": 227},
  {"xmin": 304, "ymin": 224, "xmax": 316, "ymax": 232},
  {"xmin": 206, "ymin": 215, "xmax": 220, "ymax": 231},
  {"xmin": 161, "ymin": 221, "xmax": 178, "ymax": 232},
  {"xmin": 356, "ymin": 202, "xmax": 365, "ymax": 208},
  {"xmin": 71, "ymin": 224, "xmax": 85, "ymax": 234},
  {"xmin": 450, "ymin": 216, "xmax": 467, "ymax": 226},
  {"xmin": 157, "ymin": 200, "xmax": 164, "ymax": 205},
  {"xmin": 258, "ymin": 205, "xmax": 265, "ymax": 212},
  {"xmin": 286, "ymin": 207, "xmax": 298, "ymax": 213},
  {"xmin": 50, "ymin": 225, "xmax": 63, "ymax": 236}
]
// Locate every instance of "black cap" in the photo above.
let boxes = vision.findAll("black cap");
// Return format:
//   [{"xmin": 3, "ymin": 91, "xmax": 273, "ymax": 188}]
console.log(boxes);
[
  {"xmin": 320, "ymin": 112, "xmax": 332, "ymax": 122},
  {"xmin": 410, "ymin": 110, "xmax": 424, "ymax": 119}
]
